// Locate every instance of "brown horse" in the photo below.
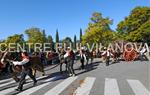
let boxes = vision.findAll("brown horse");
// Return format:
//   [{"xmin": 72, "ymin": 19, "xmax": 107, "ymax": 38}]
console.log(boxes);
[{"xmin": 1, "ymin": 51, "xmax": 45, "ymax": 82}]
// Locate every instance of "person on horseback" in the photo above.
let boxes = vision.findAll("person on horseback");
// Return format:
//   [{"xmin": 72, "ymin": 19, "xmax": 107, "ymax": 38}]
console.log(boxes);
[{"xmin": 12, "ymin": 51, "xmax": 37, "ymax": 91}]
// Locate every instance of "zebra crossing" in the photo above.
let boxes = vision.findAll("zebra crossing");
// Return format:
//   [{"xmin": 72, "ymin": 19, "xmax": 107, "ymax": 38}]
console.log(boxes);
[
  {"xmin": 0, "ymin": 76, "xmax": 149, "ymax": 95},
  {"xmin": 104, "ymin": 78, "xmax": 120, "ymax": 95}
]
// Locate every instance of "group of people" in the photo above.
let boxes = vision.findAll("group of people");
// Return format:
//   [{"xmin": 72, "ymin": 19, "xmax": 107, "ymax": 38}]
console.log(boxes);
[
  {"xmin": 0, "ymin": 47, "xmax": 94, "ymax": 92},
  {"xmin": 58, "ymin": 47, "xmax": 94, "ymax": 77},
  {"xmin": 1, "ymin": 51, "xmax": 38, "ymax": 91},
  {"xmin": 0, "ymin": 45, "xmax": 148, "ymax": 92}
]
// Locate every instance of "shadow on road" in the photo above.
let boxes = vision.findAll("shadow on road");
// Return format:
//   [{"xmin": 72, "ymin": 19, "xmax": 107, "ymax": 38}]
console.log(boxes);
[{"xmin": 76, "ymin": 61, "xmax": 100, "ymax": 76}]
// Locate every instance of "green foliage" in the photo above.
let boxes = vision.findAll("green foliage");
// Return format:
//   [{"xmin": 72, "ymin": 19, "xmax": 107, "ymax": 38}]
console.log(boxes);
[
  {"xmin": 80, "ymin": 28, "xmax": 82, "ymax": 42},
  {"xmin": 117, "ymin": 6, "xmax": 150, "ymax": 42},
  {"xmin": 1, "ymin": 6, "xmax": 149, "ymax": 49},
  {"xmin": 62, "ymin": 37, "xmax": 72, "ymax": 47},
  {"xmin": 82, "ymin": 12, "xmax": 114, "ymax": 45},
  {"xmin": 25, "ymin": 27, "xmax": 45, "ymax": 43},
  {"xmin": 47, "ymin": 35, "xmax": 53, "ymax": 43},
  {"xmin": 0, "ymin": 40, "xmax": 7, "ymax": 51},
  {"xmin": 62, "ymin": 37, "xmax": 72, "ymax": 43},
  {"xmin": 47, "ymin": 35, "xmax": 54, "ymax": 50},
  {"xmin": 56, "ymin": 29, "xmax": 59, "ymax": 43},
  {"xmin": 74, "ymin": 35, "xmax": 77, "ymax": 49},
  {"xmin": 42, "ymin": 30, "xmax": 47, "ymax": 42},
  {"xmin": 6, "ymin": 34, "xmax": 24, "ymax": 43}
]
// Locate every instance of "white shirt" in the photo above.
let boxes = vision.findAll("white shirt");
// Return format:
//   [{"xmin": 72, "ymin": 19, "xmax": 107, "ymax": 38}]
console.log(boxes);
[
  {"xmin": 101, "ymin": 51, "xmax": 113, "ymax": 57},
  {"xmin": 64, "ymin": 52, "xmax": 69, "ymax": 58},
  {"xmin": 140, "ymin": 48, "xmax": 146, "ymax": 55},
  {"xmin": 13, "ymin": 58, "xmax": 29, "ymax": 65}
]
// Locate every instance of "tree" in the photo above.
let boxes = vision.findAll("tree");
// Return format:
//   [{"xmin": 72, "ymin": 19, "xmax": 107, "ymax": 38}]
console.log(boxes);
[
  {"xmin": 0, "ymin": 40, "xmax": 7, "ymax": 51},
  {"xmin": 117, "ymin": 6, "xmax": 150, "ymax": 42},
  {"xmin": 4, "ymin": 34, "xmax": 24, "ymax": 51},
  {"xmin": 47, "ymin": 35, "xmax": 53, "ymax": 43},
  {"xmin": 74, "ymin": 35, "xmax": 77, "ymax": 49},
  {"xmin": 62, "ymin": 37, "xmax": 72, "ymax": 47},
  {"xmin": 80, "ymin": 28, "xmax": 82, "ymax": 43},
  {"xmin": 47, "ymin": 35, "xmax": 54, "ymax": 50},
  {"xmin": 82, "ymin": 12, "xmax": 114, "ymax": 46},
  {"xmin": 6, "ymin": 34, "xmax": 24, "ymax": 43},
  {"xmin": 56, "ymin": 29, "xmax": 59, "ymax": 43},
  {"xmin": 42, "ymin": 29, "xmax": 47, "ymax": 43},
  {"xmin": 25, "ymin": 27, "xmax": 45, "ymax": 43}
]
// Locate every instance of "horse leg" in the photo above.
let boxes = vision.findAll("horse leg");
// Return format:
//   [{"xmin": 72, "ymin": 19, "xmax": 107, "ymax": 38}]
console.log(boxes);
[
  {"xmin": 36, "ymin": 65, "xmax": 45, "ymax": 76},
  {"xmin": 11, "ymin": 72, "xmax": 20, "ymax": 82},
  {"xmin": 32, "ymin": 68, "xmax": 36, "ymax": 77},
  {"xmin": 40, "ymin": 65, "xmax": 45, "ymax": 76},
  {"xmin": 41, "ymin": 64, "xmax": 45, "ymax": 76}
]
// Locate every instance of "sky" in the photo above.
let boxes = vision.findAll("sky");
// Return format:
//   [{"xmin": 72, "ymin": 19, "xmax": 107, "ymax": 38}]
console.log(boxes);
[{"xmin": 0, "ymin": 0, "xmax": 149, "ymax": 41}]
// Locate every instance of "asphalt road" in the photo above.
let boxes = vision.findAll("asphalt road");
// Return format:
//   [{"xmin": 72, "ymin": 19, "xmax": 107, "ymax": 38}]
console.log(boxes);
[{"xmin": 0, "ymin": 58, "xmax": 149, "ymax": 95}]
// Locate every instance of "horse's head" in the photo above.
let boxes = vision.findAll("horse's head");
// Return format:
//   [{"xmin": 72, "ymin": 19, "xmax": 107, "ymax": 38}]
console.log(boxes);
[
  {"xmin": 0, "ymin": 51, "xmax": 21, "ymax": 66},
  {"xmin": 1, "ymin": 51, "xmax": 11, "ymax": 65}
]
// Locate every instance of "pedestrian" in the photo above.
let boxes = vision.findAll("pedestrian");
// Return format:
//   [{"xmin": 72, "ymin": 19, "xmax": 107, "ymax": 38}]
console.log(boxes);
[
  {"xmin": 40, "ymin": 51, "xmax": 47, "ymax": 65},
  {"xmin": 101, "ymin": 48, "xmax": 113, "ymax": 66},
  {"xmin": 79, "ymin": 47, "xmax": 86, "ymax": 69},
  {"xmin": 139, "ymin": 46, "xmax": 147, "ymax": 61},
  {"xmin": 47, "ymin": 51, "xmax": 53, "ymax": 65},
  {"xmin": 12, "ymin": 51, "xmax": 37, "ymax": 91},
  {"xmin": 59, "ymin": 48, "xmax": 67, "ymax": 73},
  {"xmin": 64, "ymin": 47, "xmax": 75, "ymax": 76}
]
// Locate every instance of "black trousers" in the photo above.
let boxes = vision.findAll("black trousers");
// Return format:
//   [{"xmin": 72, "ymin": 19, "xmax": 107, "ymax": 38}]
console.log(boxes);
[
  {"xmin": 67, "ymin": 59, "xmax": 75, "ymax": 75},
  {"xmin": 80, "ymin": 59, "xmax": 85, "ymax": 69},
  {"xmin": 139, "ymin": 54, "xmax": 148, "ymax": 61},
  {"xmin": 18, "ymin": 68, "xmax": 37, "ymax": 90},
  {"xmin": 106, "ymin": 56, "xmax": 110, "ymax": 66}
]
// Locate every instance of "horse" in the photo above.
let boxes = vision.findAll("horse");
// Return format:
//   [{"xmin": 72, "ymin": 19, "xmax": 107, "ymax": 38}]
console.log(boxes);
[
  {"xmin": 84, "ymin": 49, "xmax": 95, "ymax": 64},
  {"xmin": 1, "ymin": 51, "xmax": 45, "ymax": 82}
]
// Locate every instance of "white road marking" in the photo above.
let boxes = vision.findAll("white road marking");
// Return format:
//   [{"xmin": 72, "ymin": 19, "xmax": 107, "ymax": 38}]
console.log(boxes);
[
  {"xmin": 0, "ymin": 81, "xmax": 31, "ymax": 95},
  {"xmin": 0, "ymin": 80, "xmax": 15, "ymax": 88},
  {"xmin": 104, "ymin": 78, "xmax": 120, "ymax": 95},
  {"xmin": 127, "ymin": 79, "xmax": 150, "ymax": 95},
  {"xmin": 73, "ymin": 77, "xmax": 96, "ymax": 95},
  {"xmin": 44, "ymin": 76, "xmax": 78, "ymax": 95},
  {"xmin": 0, "ymin": 76, "xmax": 30, "ymax": 88},
  {"xmin": 17, "ymin": 76, "xmax": 61, "ymax": 95},
  {"xmin": 0, "ymin": 76, "xmax": 47, "ymax": 95},
  {"xmin": 0, "ymin": 78, "xmax": 13, "ymax": 84}
]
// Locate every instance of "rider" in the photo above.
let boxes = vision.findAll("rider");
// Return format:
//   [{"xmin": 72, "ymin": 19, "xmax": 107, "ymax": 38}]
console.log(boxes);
[{"xmin": 12, "ymin": 51, "xmax": 37, "ymax": 91}]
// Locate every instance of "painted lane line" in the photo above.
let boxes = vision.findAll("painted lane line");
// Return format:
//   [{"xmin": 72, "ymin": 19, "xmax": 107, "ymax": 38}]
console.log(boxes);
[
  {"xmin": 17, "ymin": 76, "xmax": 61, "ymax": 95},
  {"xmin": 104, "ymin": 78, "xmax": 120, "ymax": 95},
  {"xmin": 0, "ymin": 76, "xmax": 30, "ymax": 88},
  {"xmin": 44, "ymin": 76, "xmax": 78, "ymax": 95},
  {"xmin": 73, "ymin": 77, "xmax": 96, "ymax": 95},
  {"xmin": 0, "ymin": 76, "xmax": 47, "ymax": 95},
  {"xmin": 0, "ymin": 78, "xmax": 13, "ymax": 84},
  {"xmin": 127, "ymin": 79, "xmax": 150, "ymax": 95}
]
